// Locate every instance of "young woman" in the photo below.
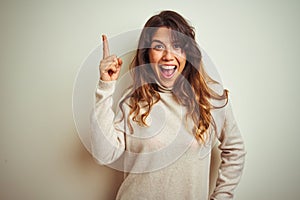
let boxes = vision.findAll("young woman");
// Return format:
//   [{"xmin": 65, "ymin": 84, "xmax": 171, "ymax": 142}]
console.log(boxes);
[{"xmin": 91, "ymin": 10, "xmax": 246, "ymax": 200}]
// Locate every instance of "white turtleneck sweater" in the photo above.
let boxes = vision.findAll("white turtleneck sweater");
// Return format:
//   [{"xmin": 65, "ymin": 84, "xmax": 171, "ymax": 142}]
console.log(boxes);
[{"xmin": 90, "ymin": 80, "xmax": 246, "ymax": 200}]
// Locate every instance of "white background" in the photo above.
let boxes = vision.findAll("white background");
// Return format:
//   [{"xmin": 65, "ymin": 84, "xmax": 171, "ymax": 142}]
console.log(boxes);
[{"xmin": 0, "ymin": 0, "xmax": 299, "ymax": 199}]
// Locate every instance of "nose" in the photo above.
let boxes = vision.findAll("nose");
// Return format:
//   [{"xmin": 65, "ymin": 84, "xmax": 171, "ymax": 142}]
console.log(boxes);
[{"xmin": 162, "ymin": 48, "xmax": 174, "ymax": 61}]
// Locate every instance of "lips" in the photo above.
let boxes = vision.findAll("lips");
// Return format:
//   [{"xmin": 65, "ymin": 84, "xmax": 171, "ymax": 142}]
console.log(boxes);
[{"xmin": 159, "ymin": 65, "xmax": 177, "ymax": 79}]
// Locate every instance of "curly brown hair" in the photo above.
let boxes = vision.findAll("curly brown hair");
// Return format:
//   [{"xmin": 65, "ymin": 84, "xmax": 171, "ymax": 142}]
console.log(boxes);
[{"xmin": 119, "ymin": 10, "xmax": 228, "ymax": 143}]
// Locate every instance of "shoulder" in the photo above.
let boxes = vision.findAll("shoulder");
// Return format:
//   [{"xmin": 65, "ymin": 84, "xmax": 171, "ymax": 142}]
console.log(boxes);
[{"xmin": 113, "ymin": 85, "xmax": 133, "ymax": 110}]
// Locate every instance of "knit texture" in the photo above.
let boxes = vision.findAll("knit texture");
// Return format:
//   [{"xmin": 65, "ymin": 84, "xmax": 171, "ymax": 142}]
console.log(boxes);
[{"xmin": 90, "ymin": 80, "xmax": 246, "ymax": 200}]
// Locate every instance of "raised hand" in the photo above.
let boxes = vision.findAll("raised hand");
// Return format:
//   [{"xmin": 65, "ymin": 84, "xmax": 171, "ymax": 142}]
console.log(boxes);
[{"xmin": 99, "ymin": 35, "xmax": 123, "ymax": 81}]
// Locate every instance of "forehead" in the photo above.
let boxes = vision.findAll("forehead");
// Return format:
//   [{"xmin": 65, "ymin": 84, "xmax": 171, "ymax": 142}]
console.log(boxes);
[{"xmin": 151, "ymin": 27, "xmax": 177, "ymax": 42}]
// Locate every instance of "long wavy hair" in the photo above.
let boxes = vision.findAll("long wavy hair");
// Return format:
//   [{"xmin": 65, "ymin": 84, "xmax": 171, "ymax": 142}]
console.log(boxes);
[{"xmin": 119, "ymin": 10, "xmax": 228, "ymax": 143}]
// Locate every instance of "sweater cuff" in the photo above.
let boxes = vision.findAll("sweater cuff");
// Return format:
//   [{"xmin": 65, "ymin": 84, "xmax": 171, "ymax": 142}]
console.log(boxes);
[{"xmin": 97, "ymin": 79, "xmax": 117, "ymax": 91}]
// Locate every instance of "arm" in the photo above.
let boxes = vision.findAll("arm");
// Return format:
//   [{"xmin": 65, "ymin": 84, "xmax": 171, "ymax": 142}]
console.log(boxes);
[
  {"xmin": 210, "ymin": 102, "xmax": 246, "ymax": 200},
  {"xmin": 90, "ymin": 34, "xmax": 125, "ymax": 165},
  {"xmin": 90, "ymin": 79, "xmax": 125, "ymax": 165}
]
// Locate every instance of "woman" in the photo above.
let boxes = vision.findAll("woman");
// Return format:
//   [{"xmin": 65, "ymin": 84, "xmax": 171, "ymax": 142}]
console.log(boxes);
[{"xmin": 91, "ymin": 10, "xmax": 246, "ymax": 200}]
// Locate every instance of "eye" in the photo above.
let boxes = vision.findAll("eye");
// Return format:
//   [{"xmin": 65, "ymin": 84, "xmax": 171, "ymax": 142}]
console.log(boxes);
[
  {"xmin": 153, "ymin": 44, "xmax": 164, "ymax": 50},
  {"xmin": 173, "ymin": 43, "xmax": 182, "ymax": 50}
]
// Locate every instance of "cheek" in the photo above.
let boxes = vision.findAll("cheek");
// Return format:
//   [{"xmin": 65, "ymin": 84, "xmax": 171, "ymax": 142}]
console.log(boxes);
[
  {"xmin": 148, "ymin": 51, "xmax": 155, "ymax": 63},
  {"xmin": 149, "ymin": 50, "xmax": 161, "ymax": 64},
  {"xmin": 179, "ymin": 63, "xmax": 186, "ymax": 73},
  {"xmin": 149, "ymin": 53, "xmax": 159, "ymax": 73},
  {"xmin": 178, "ymin": 56, "xmax": 187, "ymax": 71}
]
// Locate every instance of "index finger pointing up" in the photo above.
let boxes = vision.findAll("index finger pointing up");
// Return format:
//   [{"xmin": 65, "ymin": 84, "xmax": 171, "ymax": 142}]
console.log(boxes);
[{"xmin": 102, "ymin": 34, "xmax": 110, "ymax": 59}]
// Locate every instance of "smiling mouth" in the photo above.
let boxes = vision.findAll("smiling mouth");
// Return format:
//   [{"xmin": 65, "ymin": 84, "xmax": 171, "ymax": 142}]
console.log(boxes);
[{"xmin": 159, "ymin": 65, "xmax": 177, "ymax": 79}]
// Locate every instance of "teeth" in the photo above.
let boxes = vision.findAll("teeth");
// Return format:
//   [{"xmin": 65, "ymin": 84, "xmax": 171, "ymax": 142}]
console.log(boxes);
[{"xmin": 160, "ymin": 65, "xmax": 176, "ymax": 70}]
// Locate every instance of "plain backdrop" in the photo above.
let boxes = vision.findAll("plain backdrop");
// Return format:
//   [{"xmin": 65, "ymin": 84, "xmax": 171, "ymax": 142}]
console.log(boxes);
[{"xmin": 1, "ymin": 0, "xmax": 299, "ymax": 199}]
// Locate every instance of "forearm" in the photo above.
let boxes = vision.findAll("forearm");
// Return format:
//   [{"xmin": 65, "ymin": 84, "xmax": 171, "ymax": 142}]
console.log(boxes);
[{"xmin": 210, "ymin": 103, "xmax": 246, "ymax": 199}]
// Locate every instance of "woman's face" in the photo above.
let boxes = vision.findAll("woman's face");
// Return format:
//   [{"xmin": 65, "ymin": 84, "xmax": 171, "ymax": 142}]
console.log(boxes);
[{"xmin": 149, "ymin": 27, "xmax": 186, "ymax": 88}]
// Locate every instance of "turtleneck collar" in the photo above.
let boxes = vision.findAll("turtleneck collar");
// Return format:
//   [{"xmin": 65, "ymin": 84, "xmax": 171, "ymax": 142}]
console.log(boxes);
[{"xmin": 155, "ymin": 79, "xmax": 173, "ymax": 93}]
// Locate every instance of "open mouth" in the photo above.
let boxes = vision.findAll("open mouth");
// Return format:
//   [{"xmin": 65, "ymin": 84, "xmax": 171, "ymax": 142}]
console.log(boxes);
[{"xmin": 159, "ymin": 65, "xmax": 177, "ymax": 79}]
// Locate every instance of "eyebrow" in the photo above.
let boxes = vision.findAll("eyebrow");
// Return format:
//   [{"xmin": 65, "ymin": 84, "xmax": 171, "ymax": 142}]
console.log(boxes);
[
  {"xmin": 151, "ymin": 39, "xmax": 180, "ymax": 45},
  {"xmin": 151, "ymin": 39, "xmax": 164, "ymax": 44}
]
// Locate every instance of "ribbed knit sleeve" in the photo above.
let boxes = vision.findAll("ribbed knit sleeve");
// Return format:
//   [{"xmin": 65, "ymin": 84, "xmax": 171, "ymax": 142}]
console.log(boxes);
[
  {"xmin": 210, "ymin": 103, "xmax": 246, "ymax": 200},
  {"xmin": 90, "ymin": 80, "xmax": 125, "ymax": 165}
]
